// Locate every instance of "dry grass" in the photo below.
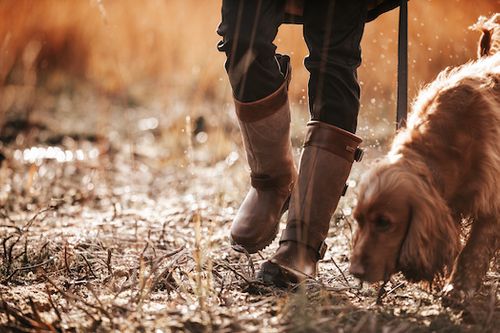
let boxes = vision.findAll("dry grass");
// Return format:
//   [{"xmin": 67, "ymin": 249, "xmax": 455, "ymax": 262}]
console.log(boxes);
[{"xmin": 0, "ymin": 95, "xmax": 498, "ymax": 332}]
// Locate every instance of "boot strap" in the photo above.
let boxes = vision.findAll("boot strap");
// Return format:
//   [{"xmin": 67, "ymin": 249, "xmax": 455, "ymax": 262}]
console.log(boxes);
[
  {"xmin": 279, "ymin": 225, "xmax": 327, "ymax": 260},
  {"xmin": 251, "ymin": 173, "xmax": 293, "ymax": 191},
  {"xmin": 304, "ymin": 121, "xmax": 364, "ymax": 163},
  {"xmin": 235, "ymin": 56, "xmax": 292, "ymax": 123}
]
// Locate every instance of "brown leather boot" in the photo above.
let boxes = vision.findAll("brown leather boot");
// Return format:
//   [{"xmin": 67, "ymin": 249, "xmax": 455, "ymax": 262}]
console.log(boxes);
[
  {"xmin": 258, "ymin": 121, "xmax": 363, "ymax": 286},
  {"xmin": 230, "ymin": 62, "xmax": 297, "ymax": 254}
]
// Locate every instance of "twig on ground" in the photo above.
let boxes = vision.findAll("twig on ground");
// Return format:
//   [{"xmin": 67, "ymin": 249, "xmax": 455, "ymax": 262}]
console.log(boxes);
[
  {"xmin": 158, "ymin": 220, "xmax": 168, "ymax": 245},
  {"xmin": 243, "ymin": 249, "xmax": 255, "ymax": 278},
  {"xmin": 2, "ymin": 235, "xmax": 16, "ymax": 274},
  {"xmin": 0, "ymin": 224, "xmax": 21, "ymax": 232},
  {"xmin": 28, "ymin": 296, "xmax": 42, "ymax": 323},
  {"xmin": 45, "ymin": 285, "xmax": 63, "ymax": 324},
  {"xmin": 0, "ymin": 257, "xmax": 54, "ymax": 284},
  {"xmin": 111, "ymin": 201, "xmax": 120, "ymax": 221},
  {"xmin": 23, "ymin": 206, "xmax": 55, "ymax": 233},
  {"xmin": 22, "ymin": 238, "xmax": 28, "ymax": 265},
  {"xmin": 39, "ymin": 241, "xmax": 50, "ymax": 255},
  {"xmin": 330, "ymin": 257, "xmax": 350, "ymax": 287},
  {"xmin": 216, "ymin": 271, "xmax": 229, "ymax": 300},
  {"xmin": 45, "ymin": 275, "xmax": 111, "ymax": 317},
  {"xmin": 376, "ymin": 281, "xmax": 388, "ymax": 305},
  {"xmin": 64, "ymin": 243, "xmax": 71, "ymax": 275},
  {"xmin": 384, "ymin": 282, "xmax": 405, "ymax": 298},
  {"xmin": 140, "ymin": 239, "xmax": 151, "ymax": 260},
  {"xmin": 0, "ymin": 208, "xmax": 16, "ymax": 224},
  {"xmin": 219, "ymin": 262, "xmax": 251, "ymax": 284},
  {"xmin": 80, "ymin": 254, "xmax": 98, "ymax": 279},
  {"xmin": 106, "ymin": 248, "xmax": 113, "ymax": 275}
]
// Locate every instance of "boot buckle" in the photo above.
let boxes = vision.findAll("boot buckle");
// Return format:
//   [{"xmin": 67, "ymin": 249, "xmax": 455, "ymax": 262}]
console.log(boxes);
[{"xmin": 354, "ymin": 148, "xmax": 364, "ymax": 162}]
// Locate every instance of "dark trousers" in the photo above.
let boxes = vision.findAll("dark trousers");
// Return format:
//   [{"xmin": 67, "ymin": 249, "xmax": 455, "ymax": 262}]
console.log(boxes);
[{"xmin": 217, "ymin": 0, "xmax": 368, "ymax": 133}]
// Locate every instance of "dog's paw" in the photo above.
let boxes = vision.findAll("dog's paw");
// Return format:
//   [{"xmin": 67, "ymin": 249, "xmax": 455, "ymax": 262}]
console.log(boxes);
[{"xmin": 441, "ymin": 283, "xmax": 474, "ymax": 308}]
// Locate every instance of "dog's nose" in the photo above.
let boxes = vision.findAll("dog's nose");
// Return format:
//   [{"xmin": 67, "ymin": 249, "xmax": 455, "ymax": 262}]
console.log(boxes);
[{"xmin": 349, "ymin": 261, "xmax": 366, "ymax": 279}]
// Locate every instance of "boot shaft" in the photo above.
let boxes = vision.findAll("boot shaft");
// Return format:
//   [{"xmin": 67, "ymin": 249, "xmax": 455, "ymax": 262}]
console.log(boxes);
[
  {"xmin": 234, "ymin": 57, "xmax": 296, "ymax": 190},
  {"xmin": 282, "ymin": 121, "xmax": 363, "ymax": 257}
]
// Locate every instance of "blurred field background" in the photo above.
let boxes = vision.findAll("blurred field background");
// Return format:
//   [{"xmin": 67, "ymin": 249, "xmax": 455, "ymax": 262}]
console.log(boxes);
[{"xmin": 1, "ymin": 0, "xmax": 498, "ymax": 133}]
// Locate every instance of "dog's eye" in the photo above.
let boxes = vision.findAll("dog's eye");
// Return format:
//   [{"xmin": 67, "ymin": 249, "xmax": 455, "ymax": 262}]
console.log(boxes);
[{"xmin": 375, "ymin": 216, "xmax": 391, "ymax": 231}]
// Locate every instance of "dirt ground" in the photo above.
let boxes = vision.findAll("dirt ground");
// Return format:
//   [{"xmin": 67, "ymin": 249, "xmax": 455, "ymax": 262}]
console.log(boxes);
[{"xmin": 0, "ymin": 83, "xmax": 498, "ymax": 333}]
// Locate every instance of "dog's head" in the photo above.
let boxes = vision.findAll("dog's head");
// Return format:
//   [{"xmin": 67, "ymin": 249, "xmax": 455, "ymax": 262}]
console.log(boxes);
[{"xmin": 349, "ymin": 158, "xmax": 460, "ymax": 283}]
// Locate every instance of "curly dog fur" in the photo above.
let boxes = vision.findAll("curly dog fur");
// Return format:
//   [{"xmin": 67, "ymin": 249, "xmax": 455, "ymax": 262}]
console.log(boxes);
[{"xmin": 349, "ymin": 14, "xmax": 500, "ymax": 304}]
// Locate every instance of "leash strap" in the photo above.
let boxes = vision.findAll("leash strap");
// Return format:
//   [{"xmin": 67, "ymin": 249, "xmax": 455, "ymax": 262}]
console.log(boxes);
[{"xmin": 396, "ymin": 0, "xmax": 408, "ymax": 129}]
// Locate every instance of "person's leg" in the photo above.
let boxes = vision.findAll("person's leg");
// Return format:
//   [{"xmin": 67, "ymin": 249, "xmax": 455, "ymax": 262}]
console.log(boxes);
[
  {"xmin": 217, "ymin": 0, "xmax": 286, "ymax": 102},
  {"xmin": 304, "ymin": 0, "xmax": 367, "ymax": 133},
  {"xmin": 259, "ymin": 0, "xmax": 368, "ymax": 286},
  {"xmin": 217, "ymin": 0, "xmax": 297, "ymax": 253}
]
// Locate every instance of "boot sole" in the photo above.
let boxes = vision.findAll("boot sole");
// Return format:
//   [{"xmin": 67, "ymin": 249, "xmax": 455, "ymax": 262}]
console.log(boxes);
[
  {"xmin": 257, "ymin": 260, "xmax": 311, "ymax": 288},
  {"xmin": 230, "ymin": 195, "xmax": 291, "ymax": 254}
]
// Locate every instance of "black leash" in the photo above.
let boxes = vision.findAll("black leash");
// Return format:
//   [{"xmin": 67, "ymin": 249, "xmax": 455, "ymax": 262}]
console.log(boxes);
[{"xmin": 396, "ymin": 0, "xmax": 408, "ymax": 129}]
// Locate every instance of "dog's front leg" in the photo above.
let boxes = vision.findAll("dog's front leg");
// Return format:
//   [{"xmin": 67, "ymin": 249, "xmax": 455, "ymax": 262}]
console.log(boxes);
[{"xmin": 442, "ymin": 214, "xmax": 499, "ymax": 307}]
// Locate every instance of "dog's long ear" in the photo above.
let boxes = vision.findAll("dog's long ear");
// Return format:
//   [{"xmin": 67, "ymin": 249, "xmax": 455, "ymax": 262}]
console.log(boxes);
[{"xmin": 398, "ymin": 177, "xmax": 460, "ymax": 282}]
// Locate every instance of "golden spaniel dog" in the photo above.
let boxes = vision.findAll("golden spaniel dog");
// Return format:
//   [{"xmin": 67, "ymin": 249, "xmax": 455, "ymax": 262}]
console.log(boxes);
[{"xmin": 349, "ymin": 14, "xmax": 499, "ymax": 305}]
